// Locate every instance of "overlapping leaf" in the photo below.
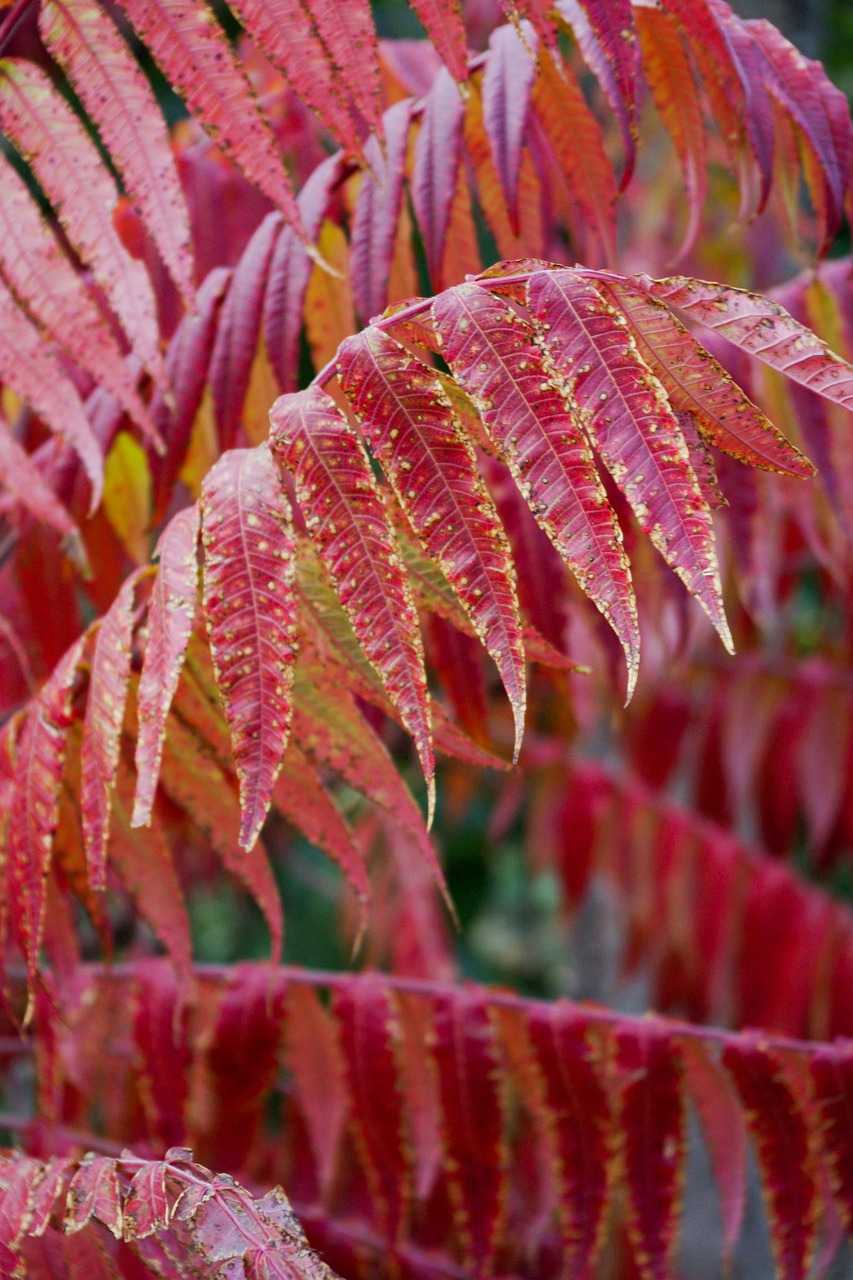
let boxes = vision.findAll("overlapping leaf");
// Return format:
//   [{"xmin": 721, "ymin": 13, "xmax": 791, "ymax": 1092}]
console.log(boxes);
[
  {"xmin": 0, "ymin": 59, "xmax": 165, "ymax": 391},
  {"xmin": 201, "ymin": 446, "xmax": 298, "ymax": 850},
  {"xmin": 0, "ymin": 163, "xmax": 160, "ymax": 446},
  {"xmin": 527, "ymin": 268, "xmax": 732, "ymax": 654},
  {"xmin": 337, "ymin": 326, "xmax": 526, "ymax": 757},
  {"xmin": 270, "ymin": 385, "xmax": 434, "ymax": 820},
  {"xmin": 80, "ymin": 573, "xmax": 142, "ymax": 889},
  {"xmin": 8, "ymin": 959, "xmax": 853, "ymax": 1278},
  {"xmin": 39, "ymin": 0, "xmax": 195, "ymax": 306},
  {"xmin": 114, "ymin": 0, "xmax": 306, "ymax": 241},
  {"xmin": 7, "ymin": 637, "xmax": 85, "ymax": 992},
  {"xmin": 430, "ymin": 278, "xmax": 641, "ymax": 693},
  {"xmin": 0, "ymin": 281, "xmax": 103, "ymax": 505},
  {"xmin": 133, "ymin": 506, "xmax": 200, "ymax": 828}
]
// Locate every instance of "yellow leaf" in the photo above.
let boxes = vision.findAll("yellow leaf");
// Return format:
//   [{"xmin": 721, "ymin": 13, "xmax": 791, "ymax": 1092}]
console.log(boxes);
[
  {"xmin": 179, "ymin": 385, "xmax": 219, "ymax": 498},
  {"xmin": 103, "ymin": 431, "xmax": 151, "ymax": 564},
  {"xmin": 304, "ymin": 220, "xmax": 355, "ymax": 372},
  {"xmin": 243, "ymin": 338, "xmax": 279, "ymax": 446}
]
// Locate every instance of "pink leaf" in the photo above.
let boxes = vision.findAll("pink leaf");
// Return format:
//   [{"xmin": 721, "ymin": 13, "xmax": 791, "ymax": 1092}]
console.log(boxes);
[
  {"xmin": 0, "ymin": 59, "xmax": 165, "ymax": 390},
  {"xmin": 80, "ymin": 573, "xmax": 141, "ymax": 890},
  {"xmin": 114, "ymin": 0, "xmax": 306, "ymax": 240},
  {"xmin": 201, "ymin": 446, "xmax": 298, "ymax": 850},
  {"xmin": 351, "ymin": 100, "xmax": 413, "ymax": 325},
  {"xmin": 529, "ymin": 269, "xmax": 731, "ymax": 654},
  {"xmin": 411, "ymin": 67, "xmax": 466, "ymax": 290},
  {"xmin": 409, "ymin": 0, "xmax": 469, "ymax": 81},
  {"xmin": 8, "ymin": 636, "xmax": 85, "ymax": 992},
  {"xmin": 210, "ymin": 212, "xmax": 284, "ymax": 449},
  {"xmin": 39, "ymin": 0, "xmax": 195, "ymax": 306},
  {"xmin": 133, "ymin": 505, "xmax": 200, "ymax": 828},
  {"xmin": 0, "ymin": 281, "xmax": 102, "ymax": 508},
  {"xmin": 225, "ymin": 0, "xmax": 362, "ymax": 154},
  {"xmin": 594, "ymin": 276, "xmax": 814, "ymax": 477},
  {"xmin": 271, "ymin": 385, "xmax": 433, "ymax": 821},
  {"xmin": 642, "ymin": 273, "xmax": 853, "ymax": 413},
  {"xmin": 338, "ymin": 326, "xmax": 526, "ymax": 758},
  {"xmin": 482, "ymin": 22, "xmax": 537, "ymax": 232},
  {"xmin": 432, "ymin": 280, "xmax": 640, "ymax": 696}
]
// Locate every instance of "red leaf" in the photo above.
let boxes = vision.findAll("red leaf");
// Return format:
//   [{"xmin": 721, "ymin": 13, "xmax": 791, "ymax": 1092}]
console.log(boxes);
[
  {"xmin": 285, "ymin": 984, "xmax": 348, "ymax": 1198},
  {"xmin": 411, "ymin": 67, "xmax": 466, "ymax": 290},
  {"xmin": 148, "ymin": 268, "xmax": 231, "ymax": 521},
  {"xmin": 263, "ymin": 154, "xmax": 344, "ymax": 394},
  {"xmin": 432, "ymin": 280, "xmax": 640, "ymax": 696},
  {"xmin": 642, "ymin": 273, "xmax": 853, "ymax": 413},
  {"xmin": 0, "ymin": 281, "xmax": 103, "ymax": 507},
  {"xmin": 616, "ymin": 1024, "xmax": 684, "ymax": 1280},
  {"xmin": 531, "ymin": 46, "xmax": 616, "ymax": 266},
  {"xmin": 39, "ymin": 0, "xmax": 194, "ymax": 306},
  {"xmin": 395, "ymin": 992, "xmax": 444, "ymax": 1200},
  {"xmin": 159, "ymin": 714, "xmax": 284, "ymax": 961},
  {"xmin": 430, "ymin": 988, "xmax": 506, "ymax": 1273},
  {"xmin": 334, "ymin": 976, "xmax": 410, "ymax": 1241},
  {"xmin": 723, "ymin": 1040, "xmax": 819, "ymax": 1280},
  {"xmin": 594, "ymin": 276, "xmax": 814, "ymax": 478},
  {"xmin": 204, "ymin": 964, "xmax": 288, "ymax": 1169},
  {"xmin": 748, "ymin": 18, "xmax": 851, "ymax": 256},
  {"xmin": 409, "ymin": 0, "xmax": 468, "ymax": 81},
  {"xmin": 525, "ymin": 1004, "xmax": 612, "ymax": 1279},
  {"xmin": 680, "ymin": 1039, "xmax": 747, "ymax": 1262},
  {"xmin": 810, "ymin": 1045, "xmax": 853, "ymax": 1236},
  {"xmin": 114, "ymin": 0, "xmax": 305, "ymax": 240},
  {"xmin": 529, "ymin": 269, "xmax": 731, "ymax": 654},
  {"xmin": 133, "ymin": 505, "xmax": 200, "ymax": 828},
  {"xmin": 271, "ymin": 385, "xmax": 433, "ymax": 820},
  {"xmin": 111, "ymin": 760, "xmax": 192, "ymax": 983},
  {"xmin": 0, "ymin": 59, "xmax": 165, "ymax": 390},
  {"xmin": 201, "ymin": 445, "xmax": 298, "ymax": 850},
  {"xmin": 482, "ymin": 23, "xmax": 537, "ymax": 233},
  {"xmin": 304, "ymin": 0, "xmax": 382, "ymax": 139},
  {"xmin": 80, "ymin": 573, "xmax": 140, "ymax": 891},
  {"xmin": 8, "ymin": 636, "xmax": 85, "ymax": 992},
  {"xmin": 635, "ymin": 6, "xmax": 707, "ymax": 259},
  {"xmin": 0, "ymin": 164, "xmax": 161, "ymax": 449},
  {"xmin": 122, "ymin": 1161, "xmax": 170, "ymax": 1240},
  {"xmin": 225, "ymin": 0, "xmax": 362, "ymax": 154},
  {"xmin": 272, "ymin": 743, "xmax": 369, "ymax": 912},
  {"xmin": 210, "ymin": 212, "xmax": 284, "ymax": 449},
  {"xmin": 0, "ymin": 420, "xmax": 82, "ymax": 555},
  {"xmin": 65, "ymin": 1158, "xmax": 122, "ymax": 1239},
  {"xmin": 338, "ymin": 326, "xmax": 526, "ymax": 757},
  {"xmin": 351, "ymin": 100, "xmax": 413, "ymax": 325},
  {"xmin": 292, "ymin": 664, "xmax": 447, "ymax": 898},
  {"xmin": 133, "ymin": 960, "xmax": 193, "ymax": 1150},
  {"xmin": 555, "ymin": 0, "xmax": 637, "ymax": 187}
]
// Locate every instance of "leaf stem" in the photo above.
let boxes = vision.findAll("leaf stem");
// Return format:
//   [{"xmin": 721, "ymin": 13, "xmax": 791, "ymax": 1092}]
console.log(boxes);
[
  {"xmin": 310, "ymin": 271, "xmax": 536, "ymax": 390},
  {"xmin": 68, "ymin": 960, "xmax": 831, "ymax": 1059}
]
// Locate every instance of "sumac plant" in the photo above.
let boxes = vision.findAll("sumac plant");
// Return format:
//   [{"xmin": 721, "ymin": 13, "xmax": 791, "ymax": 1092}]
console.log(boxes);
[{"xmin": 2, "ymin": 0, "xmax": 853, "ymax": 1275}]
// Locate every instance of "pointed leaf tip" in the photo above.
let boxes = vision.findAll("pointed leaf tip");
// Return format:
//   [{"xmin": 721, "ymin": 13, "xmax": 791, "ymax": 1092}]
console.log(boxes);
[
  {"xmin": 337, "ymin": 327, "xmax": 526, "ymax": 758},
  {"xmin": 528, "ymin": 269, "xmax": 729, "ymax": 654},
  {"xmin": 432, "ymin": 279, "xmax": 641, "ymax": 689},
  {"xmin": 271, "ymin": 385, "xmax": 434, "ymax": 801},
  {"xmin": 133, "ymin": 505, "xmax": 200, "ymax": 828},
  {"xmin": 201, "ymin": 446, "xmax": 298, "ymax": 851}
]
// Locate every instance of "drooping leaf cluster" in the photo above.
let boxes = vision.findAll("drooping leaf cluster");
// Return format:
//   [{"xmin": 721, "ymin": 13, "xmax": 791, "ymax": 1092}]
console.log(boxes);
[{"xmin": 1, "ymin": 0, "xmax": 853, "ymax": 1277}]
